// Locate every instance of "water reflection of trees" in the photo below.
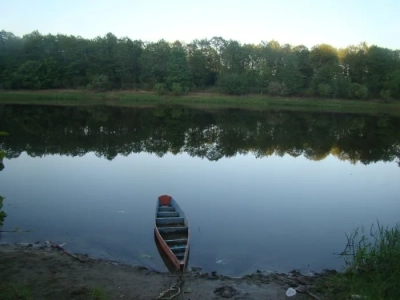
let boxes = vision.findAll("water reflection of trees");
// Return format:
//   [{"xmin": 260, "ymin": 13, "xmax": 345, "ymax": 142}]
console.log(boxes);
[
  {"xmin": 0, "ymin": 150, "xmax": 6, "ymax": 228},
  {"xmin": 0, "ymin": 105, "xmax": 399, "ymax": 165},
  {"xmin": 0, "ymin": 151, "xmax": 4, "ymax": 171}
]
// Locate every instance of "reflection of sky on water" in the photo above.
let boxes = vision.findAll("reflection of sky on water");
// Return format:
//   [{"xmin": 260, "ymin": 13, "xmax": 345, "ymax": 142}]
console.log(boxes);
[{"xmin": 1, "ymin": 152, "xmax": 399, "ymax": 276}]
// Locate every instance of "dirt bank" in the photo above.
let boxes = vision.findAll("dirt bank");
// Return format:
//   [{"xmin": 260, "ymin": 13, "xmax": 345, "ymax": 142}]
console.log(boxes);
[{"xmin": 0, "ymin": 243, "xmax": 329, "ymax": 300}]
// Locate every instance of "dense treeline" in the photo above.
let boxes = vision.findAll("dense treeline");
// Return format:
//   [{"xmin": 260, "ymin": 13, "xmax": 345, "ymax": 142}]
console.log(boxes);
[
  {"xmin": 1, "ymin": 30, "xmax": 400, "ymax": 99},
  {"xmin": 0, "ymin": 105, "xmax": 399, "ymax": 166}
]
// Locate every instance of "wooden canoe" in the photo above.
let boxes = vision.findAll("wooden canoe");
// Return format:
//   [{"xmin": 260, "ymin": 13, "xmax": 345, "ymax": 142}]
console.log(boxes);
[{"xmin": 154, "ymin": 195, "xmax": 190, "ymax": 272}]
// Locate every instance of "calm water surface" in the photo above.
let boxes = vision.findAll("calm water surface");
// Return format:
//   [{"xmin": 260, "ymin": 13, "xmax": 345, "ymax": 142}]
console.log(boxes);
[{"xmin": 0, "ymin": 105, "xmax": 399, "ymax": 276}]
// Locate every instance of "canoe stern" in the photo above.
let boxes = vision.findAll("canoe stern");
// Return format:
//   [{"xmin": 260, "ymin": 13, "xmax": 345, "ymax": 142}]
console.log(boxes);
[{"xmin": 158, "ymin": 195, "xmax": 171, "ymax": 206}]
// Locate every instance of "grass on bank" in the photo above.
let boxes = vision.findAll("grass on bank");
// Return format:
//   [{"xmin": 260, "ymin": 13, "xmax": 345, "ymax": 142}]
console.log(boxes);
[
  {"xmin": 317, "ymin": 222, "xmax": 400, "ymax": 300},
  {"xmin": 0, "ymin": 282, "xmax": 33, "ymax": 300},
  {"xmin": 0, "ymin": 90, "xmax": 400, "ymax": 115},
  {"xmin": 89, "ymin": 287, "xmax": 109, "ymax": 300}
]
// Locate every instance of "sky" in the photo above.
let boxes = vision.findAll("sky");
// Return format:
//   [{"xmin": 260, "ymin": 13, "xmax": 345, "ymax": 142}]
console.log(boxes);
[{"xmin": 3, "ymin": 0, "xmax": 399, "ymax": 49}]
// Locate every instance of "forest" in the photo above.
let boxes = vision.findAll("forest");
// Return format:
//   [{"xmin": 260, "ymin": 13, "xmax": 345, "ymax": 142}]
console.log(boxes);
[{"xmin": 0, "ymin": 30, "xmax": 400, "ymax": 100}]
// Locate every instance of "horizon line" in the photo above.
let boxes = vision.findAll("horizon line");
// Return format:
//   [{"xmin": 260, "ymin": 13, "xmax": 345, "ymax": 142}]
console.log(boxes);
[{"xmin": 2, "ymin": 28, "xmax": 396, "ymax": 51}]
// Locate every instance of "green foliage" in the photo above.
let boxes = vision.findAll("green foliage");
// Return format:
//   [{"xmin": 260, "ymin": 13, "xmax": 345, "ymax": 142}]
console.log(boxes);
[
  {"xmin": 166, "ymin": 43, "xmax": 192, "ymax": 91},
  {"xmin": 357, "ymin": 85, "xmax": 368, "ymax": 99},
  {"xmin": 317, "ymin": 83, "xmax": 333, "ymax": 97},
  {"xmin": 276, "ymin": 67, "xmax": 304, "ymax": 94},
  {"xmin": 0, "ymin": 282, "xmax": 32, "ymax": 300},
  {"xmin": 0, "ymin": 132, "xmax": 9, "ymax": 136},
  {"xmin": 332, "ymin": 75, "xmax": 351, "ymax": 99},
  {"xmin": 89, "ymin": 75, "xmax": 111, "ymax": 92},
  {"xmin": 293, "ymin": 45, "xmax": 314, "ymax": 89},
  {"xmin": 11, "ymin": 60, "xmax": 42, "ymax": 89},
  {"xmin": 40, "ymin": 57, "xmax": 58, "ymax": 89},
  {"xmin": 339, "ymin": 43, "xmax": 369, "ymax": 86},
  {"xmin": 309, "ymin": 44, "xmax": 339, "ymax": 69},
  {"xmin": 383, "ymin": 70, "xmax": 400, "ymax": 100},
  {"xmin": 153, "ymin": 83, "xmax": 167, "ymax": 96},
  {"xmin": 380, "ymin": 89, "xmax": 391, "ymax": 101},
  {"xmin": 89, "ymin": 287, "xmax": 109, "ymax": 300},
  {"xmin": 324, "ymin": 222, "xmax": 400, "ymax": 299},
  {"xmin": 349, "ymin": 83, "xmax": 368, "ymax": 99},
  {"xmin": 171, "ymin": 83, "xmax": 188, "ymax": 96},
  {"xmin": 267, "ymin": 81, "xmax": 288, "ymax": 96},
  {"xmin": 218, "ymin": 73, "xmax": 249, "ymax": 95},
  {"xmin": 187, "ymin": 48, "xmax": 210, "ymax": 87},
  {"xmin": 0, "ymin": 30, "xmax": 399, "ymax": 100},
  {"xmin": 312, "ymin": 64, "xmax": 340, "ymax": 92},
  {"xmin": 364, "ymin": 46, "xmax": 398, "ymax": 96},
  {"xmin": 139, "ymin": 40, "xmax": 170, "ymax": 86},
  {"xmin": 343, "ymin": 222, "xmax": 400, "ymax": 273}
]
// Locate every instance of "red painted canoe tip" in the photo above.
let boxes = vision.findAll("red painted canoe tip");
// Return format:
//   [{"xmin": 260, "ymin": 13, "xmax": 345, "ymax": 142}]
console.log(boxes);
[{"xmin": 158, "ymin": 195, "xmax": 172, "ymax": 205}]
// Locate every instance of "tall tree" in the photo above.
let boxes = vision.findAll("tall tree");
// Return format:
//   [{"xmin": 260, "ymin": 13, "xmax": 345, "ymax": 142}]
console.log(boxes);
[
  {"xmin": 187, "ymin": 43, "xmax": 210, "ymax": 88},
  {"xmin": 166, "ymin": 41, "xmax": 192, "ymax": 91},
  {"xmin": 0, "ymin": 30, "xmax": 22, "ymax": 89},
  {"xmin": 139, "ymin": 40, "xmax": 170, "ymax": 87},
  {"xmin": 364, "ymin": 45, "xmax": 397, "ymax": 96}
]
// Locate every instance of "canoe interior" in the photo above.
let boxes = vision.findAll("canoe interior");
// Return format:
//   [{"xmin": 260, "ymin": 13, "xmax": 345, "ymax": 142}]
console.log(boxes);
[{"xmin": 155, "ymin": 195, "xmax": 189, "ymax": 271}]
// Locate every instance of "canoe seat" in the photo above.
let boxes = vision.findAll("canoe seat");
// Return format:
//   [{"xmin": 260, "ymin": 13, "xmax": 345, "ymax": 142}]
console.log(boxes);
[
  {"xmin": 156, "ymin": 217, "xmax": 184, "ymax": 225},
  {"xmin": 157, "ymin": 211, "xmax": 179, "ymax": 218},
  {"xmin": 170, "ymin": 245, "xmax": 187, "ymax": 253},
  {"xmin": 157, "ymin": 226, "xmax": 188, "ymax": 234},
  {"xmin": 158, "ymin": 206, "xmax": 175, "ymax": 212},
  {"xmin": 165, "ymin": 238, "xmax": 188, "ymax": 246}
]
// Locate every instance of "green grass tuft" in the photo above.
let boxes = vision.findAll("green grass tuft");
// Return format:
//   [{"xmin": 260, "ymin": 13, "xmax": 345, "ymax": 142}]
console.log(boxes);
[
  {"xmin": 0, "ymin": 283, "xmax": 32, "ymax": 300},
  {"xmin": 318, "ymin": 221, "xmax": 400, "ymax": 299},
  {"xmin": 89, "ymin": 287, "xmax": 109, "ymax": 300}
]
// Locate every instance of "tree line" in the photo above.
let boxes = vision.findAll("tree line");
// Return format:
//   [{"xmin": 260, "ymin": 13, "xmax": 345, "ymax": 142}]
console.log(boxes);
[
  {"xmin": 0, "ymin": 30, "xmax": 400, "ymax": 100},
  {"xmin": 0, "ymin": 105, "xmax": 399, "ymax": 165}
]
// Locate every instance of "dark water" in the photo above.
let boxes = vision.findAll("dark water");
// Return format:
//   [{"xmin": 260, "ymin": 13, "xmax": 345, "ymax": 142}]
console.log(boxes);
[{"xmin": 0, "ymin": 105, "xmax": 399, "ymax": 276}]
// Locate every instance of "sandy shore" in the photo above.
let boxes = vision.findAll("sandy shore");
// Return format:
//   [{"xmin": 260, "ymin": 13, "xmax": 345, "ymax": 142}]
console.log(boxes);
[{"xmin": 0, "ymin": 242, "xmax": 330, "ymax": 300}]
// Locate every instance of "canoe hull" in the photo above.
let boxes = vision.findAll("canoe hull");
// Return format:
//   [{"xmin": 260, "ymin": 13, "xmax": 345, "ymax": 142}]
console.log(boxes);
[
  {"xmin": 154, "ymin": 195, "xmax": 190, "ymax": 272},
  {"xmin": 154, "ymin": 231, "xmax": 181, "ymax": 273}
]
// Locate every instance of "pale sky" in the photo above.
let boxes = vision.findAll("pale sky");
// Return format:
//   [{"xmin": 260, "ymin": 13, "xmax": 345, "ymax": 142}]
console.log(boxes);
[{"xmin": 3, "ymin": 0, "xmax": 399, "ymax": 49}]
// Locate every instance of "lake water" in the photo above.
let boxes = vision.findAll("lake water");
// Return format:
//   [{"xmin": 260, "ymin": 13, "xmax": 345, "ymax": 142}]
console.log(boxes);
[{"xmin": 0, "ymin": 105, "xmax": 399, "ymax": 276}]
